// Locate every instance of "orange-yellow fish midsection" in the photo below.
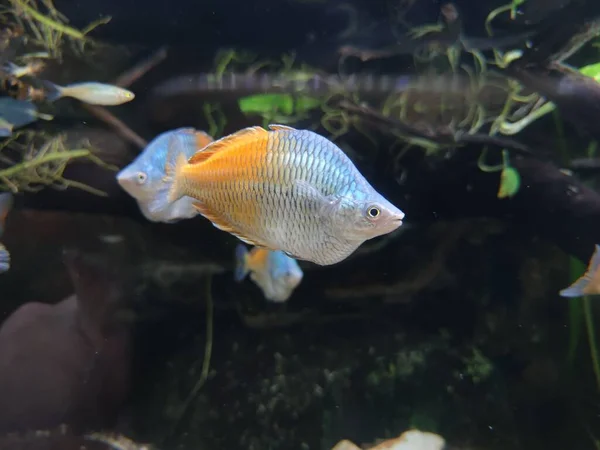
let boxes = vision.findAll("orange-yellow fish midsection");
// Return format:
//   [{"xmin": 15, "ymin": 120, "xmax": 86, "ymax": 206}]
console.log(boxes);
[{"xmin": 180, "ymin": 130, "xmax": 309, "ymax": 232}]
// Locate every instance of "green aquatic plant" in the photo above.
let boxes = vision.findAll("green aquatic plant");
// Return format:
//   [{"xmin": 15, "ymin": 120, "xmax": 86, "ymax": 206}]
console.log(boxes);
[
  {"xmin": 238, "ymin": 93, "xmax": 322, "ymax": 127},
  {"xmin": 477, "ymin": 148, "xmax": 521, "ymax": 199},
  {"xmin": 214, "ymin": 48, "xmax": 260, "ymax": 80},
  {"xmin": 0, "ymin": 131, "xmax": 117, "ymax": 195},
  {"xmin": 567, "ymin": 256, "xmax": 600, "ymax": 392},
  {"xmin": 460, "ymin": 348, "xmax": 493, "ymax": 384},
  {"xmin": 484, "ymin": 0, "xmax": 527, "ymax": 68},
  {"xmin": 2, "ymin": 0, "xmax": 110, "ymax": 59},
  {"xmin": 165, "ymin": 275, "xmax": 214, "ymax": 442},
  {"xmin": 565, "ymin": 140, "xmax": 600, "ymax": 392},
  {"xmin": 579, "ymin": 62, "xmax": 600, "ymax": 81},
  {"xmin": 202, "ymin": 102, "xmax": 227, "ymax": 139}
]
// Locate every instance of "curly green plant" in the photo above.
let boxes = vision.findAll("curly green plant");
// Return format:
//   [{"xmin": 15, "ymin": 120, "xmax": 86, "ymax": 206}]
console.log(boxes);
[
  {"xmin": 477, "ymin": 148, "xmax": 521, "ymax": 198},
  {"xmin": 2, "ymin": 0, "xmax": 110, "ymax": 60},
  {"xmin": 238, "ymin": 93, "xmax": 322, "ymax": 127}
]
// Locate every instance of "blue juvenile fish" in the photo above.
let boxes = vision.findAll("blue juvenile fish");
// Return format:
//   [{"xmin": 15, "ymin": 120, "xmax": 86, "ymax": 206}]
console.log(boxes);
[
  {"xmin": 0, "ymin": 98, "xmax": 53, "ymax": 136},
  {"xmin": 116, "ymin": 128, "xmax": 214, "ymax": 223},
  {"xmin": 234, "ymin": 244, "xmax": 303, "ymax": 303},
  {"xmin": 0, "ymin": 193, "xmax": 14, "ymax": 273}
]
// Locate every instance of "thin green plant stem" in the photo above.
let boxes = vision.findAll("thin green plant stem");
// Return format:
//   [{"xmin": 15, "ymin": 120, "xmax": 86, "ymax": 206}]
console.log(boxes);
[
  {"xmin": 0, "ymin": 149, "xmax": 91, "ymax": 178},
  {"xmin": 166, "ymin": 274, "xmax": 214, "ymax": 441}
]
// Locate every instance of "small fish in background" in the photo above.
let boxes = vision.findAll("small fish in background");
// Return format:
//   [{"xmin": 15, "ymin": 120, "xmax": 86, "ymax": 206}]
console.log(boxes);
[
  {"xmin": 234, "ymin": 244, "xmax": 304, "ymax": 303},
  {"xmin": 43, "ymin": 80, "xmax": 135, "ymax": 106},
  {"xmin": 117, "ymin": 128, "xmax": 214, "ymax": 223},
  {"xmin": 560, "ymin": 244, "xmax": 600, "ymax": 297},
  {"xmin": 0, "ymin": 97, "xmax": 53, "ymax": 135},
  {"xmin": 0, "ymin": 118, "xmax": 13, "ymax": 137},
  {"xmin": 2, "ymin": 60, "xmax": 46, "ymax": 78},
  {"xmin": 159, "ymin": 124, "xmax": 405, "ymax": 266},
  {"xmin": 0, "ymin": 192, "xmax": 13, "ymax": 274},
  {"xmin": 0, "ymin": 244, "xmax": 9, "ymax": 273}
]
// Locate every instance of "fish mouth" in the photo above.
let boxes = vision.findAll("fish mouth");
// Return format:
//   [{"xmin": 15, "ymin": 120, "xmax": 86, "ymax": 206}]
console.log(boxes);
[
  {"xmin": 394, "ymin": 210, "xmax": 406, "ymax": 225},
  {"xmin": 116, "ymin": 173, "xmax": 137, "ymax": 197}
]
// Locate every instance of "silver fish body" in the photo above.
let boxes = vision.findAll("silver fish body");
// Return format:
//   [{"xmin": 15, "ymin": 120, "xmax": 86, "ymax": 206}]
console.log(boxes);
[
  {"xmin": 47, "ymin": 81, "xmax": 135, "ymax": 106},
  {"xmin": 165, "ymin": 124, "xmax": 405, "ymax": 265}
]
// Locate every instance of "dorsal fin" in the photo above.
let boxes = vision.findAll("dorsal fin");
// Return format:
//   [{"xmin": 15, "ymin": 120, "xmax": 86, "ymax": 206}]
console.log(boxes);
[
  {"xmin": 195, "ymin": 130, "xmax": 214, "ymax": 150},
  {"xmin": 188, "ymin": 126, "xmax": 267, "ymax": 165},
  {"xmin": 268, "ymin": 124, "xmax": 297, "ymax": 132}
]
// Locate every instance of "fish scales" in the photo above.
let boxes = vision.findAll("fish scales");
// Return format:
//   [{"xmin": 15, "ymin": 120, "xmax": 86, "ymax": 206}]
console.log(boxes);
[
  {"xmin": 167, "ymin": 125, "xmax": 404, "ymax": 265},
  {"xmin": 181, "ymin": 129, "xmax": 354, "ymax": 263}
]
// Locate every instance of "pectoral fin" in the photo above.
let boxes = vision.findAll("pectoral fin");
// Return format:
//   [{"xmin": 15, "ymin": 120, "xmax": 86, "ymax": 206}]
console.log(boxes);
[{"xmin": 294, "ymin": 180, "xmax": 342, "ymax": 218}]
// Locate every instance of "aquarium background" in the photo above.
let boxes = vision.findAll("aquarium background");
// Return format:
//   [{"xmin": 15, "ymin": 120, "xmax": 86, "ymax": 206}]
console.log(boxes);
[{"xmin": 0, "ymin": 0, "xmax": 599, "ymax": 449}]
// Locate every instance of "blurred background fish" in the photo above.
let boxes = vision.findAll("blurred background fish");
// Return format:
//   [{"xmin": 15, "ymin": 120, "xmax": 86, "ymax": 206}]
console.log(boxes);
[
  {"xmin": 0, "ymin": 193, "xmax": 13, "ymax": 274},
  {"xmin": 43, "ymin": 81, "xmax": 136, "ymax": 106},
  {"xmin": 560, "ymin": 244, "xmax": 600, "ymax": 297},
  {"xmin": 234, "ymin": 244, "xmax": 304, "ymax": 303},
  {"xmin": 117, "ymin": 128, "xmax": 214, "ymax": 223}
]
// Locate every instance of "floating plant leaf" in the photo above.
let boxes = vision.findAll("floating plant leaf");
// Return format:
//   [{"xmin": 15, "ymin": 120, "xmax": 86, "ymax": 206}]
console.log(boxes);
[
  {"xmin": 239, "ymin": 94, "xmax": 294, "ymax": 115},
  {"xmin": 579, "ymin": 62, "xmax": 600, "ymax": 81},
  {"xmin": 238, "ymin": 93, "xmax": 321, "ymax": 117},
  {"xmin": 294, "ymin": 95, "xmax": 321, "ymax": 113},
  {"xmin": 497, "ymin": 166, "xmax": 520, "ymax": 198}
]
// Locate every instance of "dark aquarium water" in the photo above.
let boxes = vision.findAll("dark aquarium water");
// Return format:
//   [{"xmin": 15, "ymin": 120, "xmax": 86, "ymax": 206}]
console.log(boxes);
[{"xmin": 1, "ymin": 0, "xmax": 600, "ymax": 449}]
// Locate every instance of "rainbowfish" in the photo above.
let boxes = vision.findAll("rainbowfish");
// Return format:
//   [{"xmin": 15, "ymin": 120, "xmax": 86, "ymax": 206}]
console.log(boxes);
[
  {"xmin": 2, "ymin": 60, "xmax": 45, "ymax": 78},
  {"xmin": 0, "ymin": 97, "xmax": 53, "ymax": 132},
  {"xmin": 0, "ymin": 193, "xmax": 13, "ymax": 273},
  {"xmin": 160, "ymin": 124, "xmax": 405, "ymax": 265},
  {"xmin": 560, "ymin": 244, "xmax": 600, "ymax": 297},
  {"xmin": 117, "ymin": 128, "xmax": 214, "ymax": 223},
  {"xmin": 43, "ymin": 81, "xmax": 135, "ymax": 106},
  {"xmin": 234, "ymin": 244, "xmax": 303, "ymax": 302}
]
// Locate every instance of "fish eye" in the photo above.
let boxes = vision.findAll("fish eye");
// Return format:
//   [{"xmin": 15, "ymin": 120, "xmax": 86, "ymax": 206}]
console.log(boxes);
[
  {"xmin": 135, "ymin": 172, "xmax": 147, "ymax": 185},
  {"xmin": 366, "ymin": 205, "xmax": 381, "ymax": 219}
]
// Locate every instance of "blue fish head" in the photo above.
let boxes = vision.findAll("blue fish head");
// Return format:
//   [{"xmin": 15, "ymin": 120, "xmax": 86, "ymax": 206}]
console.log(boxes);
[{"xmin": 117, "ymin": 128, "xmax": 199, "ymax": 223}]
